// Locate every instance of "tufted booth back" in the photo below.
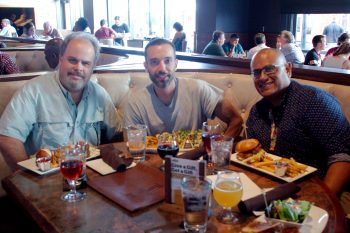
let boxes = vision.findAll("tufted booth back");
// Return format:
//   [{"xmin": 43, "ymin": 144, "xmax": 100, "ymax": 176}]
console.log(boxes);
[
  {"xmin": 96, "ymin": 72, "xmax": 350, "ymax": 129},
  {"xmin": 5, "ymin": 50, "xmax": 125, "ymax": 73},
  {"xmin": 0, "ymin": 71, "xmax": 350, "ymax": 197}
]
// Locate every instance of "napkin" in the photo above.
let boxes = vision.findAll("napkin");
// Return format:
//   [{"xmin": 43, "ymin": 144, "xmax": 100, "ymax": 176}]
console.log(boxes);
[
  {"xmin": 100, "ymin": 145, "xmax": 133, "ymax": 172},
  {"xmin": 238, "ymin": 183, "xmax": 301, "ymax": 214}
]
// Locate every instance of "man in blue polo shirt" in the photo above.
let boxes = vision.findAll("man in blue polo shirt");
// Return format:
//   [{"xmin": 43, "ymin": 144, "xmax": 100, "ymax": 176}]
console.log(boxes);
[{"xmin": 0, "ymin": 32, "xmax": 118, "ymax": 171}]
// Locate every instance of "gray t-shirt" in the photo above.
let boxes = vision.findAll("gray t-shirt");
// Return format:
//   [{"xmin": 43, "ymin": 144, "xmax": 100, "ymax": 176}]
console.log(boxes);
[{"xmin": 124, "ymin": 77, "xmax": 223, "ymax": 135}]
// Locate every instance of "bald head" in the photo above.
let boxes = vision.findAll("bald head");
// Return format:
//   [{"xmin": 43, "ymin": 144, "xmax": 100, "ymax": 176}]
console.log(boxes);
[
  {"xmin": 250, "ymin": 48, "xmax": 292, "ymax": 105},
  {"xmin": 251, "ymin": 48, "xmax": 286, "ymax": 69},
  {"xmin": 43, "ymin": 21, "xmax": 52, "ymax": 34}
]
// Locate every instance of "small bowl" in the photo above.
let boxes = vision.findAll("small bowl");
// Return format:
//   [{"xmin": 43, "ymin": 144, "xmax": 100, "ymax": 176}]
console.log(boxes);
[
  {"xmin": 36, "ymin": 156, "xmax": 52, "ymax": 172},
  {"xmin": 274, "ymin": 161, "xmax": 288, "ymax": 176}
]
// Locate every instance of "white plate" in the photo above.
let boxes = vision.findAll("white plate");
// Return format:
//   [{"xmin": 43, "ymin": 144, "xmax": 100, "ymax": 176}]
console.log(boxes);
[
  {"xmin": 18, "ymin": 147, "xmax": 100, "ymax": 175},
  {"xmin": 86, "ymin": 158, "xmax": 136, "ymax": 175},
  {"xmin": 256, "ymin": 205, "xmax": 329, "ymax": 233},
  {"xmin": 206, "ymin": 173, "xmax": 261, "ymax": 201},
  {"xmin": 231, "ymin": 153, "xmax": 317, "ymax": 182}
]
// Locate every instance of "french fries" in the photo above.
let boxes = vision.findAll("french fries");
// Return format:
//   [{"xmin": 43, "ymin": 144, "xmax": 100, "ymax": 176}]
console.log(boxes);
[
  {"xmin": 146, "ymin": 136, "xmax": 158, "ymax": 148},
  {"xmin": 248, "ymin": 156, "xmax": 307, "ymax": 178}
]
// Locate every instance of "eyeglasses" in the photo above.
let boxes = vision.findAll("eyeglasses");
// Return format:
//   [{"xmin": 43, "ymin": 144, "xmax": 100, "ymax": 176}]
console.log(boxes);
[{"xmin": 251, "ymin": 64, "xmax": 284, "ymax": 79}]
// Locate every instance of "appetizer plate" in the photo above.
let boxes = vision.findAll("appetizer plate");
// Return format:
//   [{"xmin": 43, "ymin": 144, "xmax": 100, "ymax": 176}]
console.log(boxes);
[
  {"xmin": 18, "ymin": 146, "xmax": 100, "ymax": 175},
  {"xmin": 256, "ymin": 205, "xmax": 328, "ymax": 233},
  {"xmin": 231, "ymin": 153, "xmax": 317, "ymax": 182}
]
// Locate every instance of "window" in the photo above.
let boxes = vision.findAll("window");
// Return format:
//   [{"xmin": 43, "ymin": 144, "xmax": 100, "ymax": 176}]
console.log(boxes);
[
  {"xmin": 107, "ymin": 0, "xmax": 129, "ymax": 31},
  {"xmin": 165, "ymin": 0, "xmax": 196, "ymax": 51},
  {"xmin": 107, "ymin": 0, "xmax": 196, "ymax": 51},
  {"xmin": 296, "ymin": 14, "xmax": 350, "ymax": 51}
]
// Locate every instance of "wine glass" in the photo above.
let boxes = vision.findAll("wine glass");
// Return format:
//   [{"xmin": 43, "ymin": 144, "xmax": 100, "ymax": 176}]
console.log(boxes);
[
  {"xmin": 213, "ymin": 171, "xmax": 243, "ymax": 224},
  {"xmin": 60, "ymin": 148, "xmax": 86, "ymax": 202},
  {"xmin": 202, "ymin": 122, "xmax": 221, "ymax": 165},
  {"xmin": 157, "ymin": 132, "xmax": 179, "ymax": 160}
]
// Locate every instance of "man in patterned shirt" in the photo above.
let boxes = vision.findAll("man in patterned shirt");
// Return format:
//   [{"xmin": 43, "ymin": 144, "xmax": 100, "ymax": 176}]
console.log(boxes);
[
  {"xmin": 247, "ymin": 48, "xmax": 350, "ymax": 195},
  {"xmin": 0, "ymin": 51, "xmax": 19, "ymax": 75}
]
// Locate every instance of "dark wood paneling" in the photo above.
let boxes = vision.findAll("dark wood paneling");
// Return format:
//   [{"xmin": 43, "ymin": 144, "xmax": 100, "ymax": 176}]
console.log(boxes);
[
  {"xmin": 248, "ymin": 0, "xmax": 282, "ymax": 34},
  {"xmin": 196, "ymin": 0, "xmax": 216, "ymax": 33},
  {"xmin": 216, "ymin": 0, "xmax": 250, "ymax": 32},
  {"xmin": 281, "ymin": 0, "xmax": 350, "ymax": 14},
  {"xmin": 195, "ymin": 32, "xmax": 212, "ymax": 53}
]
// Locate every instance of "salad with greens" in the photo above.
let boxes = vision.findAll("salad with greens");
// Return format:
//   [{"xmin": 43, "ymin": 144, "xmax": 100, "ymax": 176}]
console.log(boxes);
[{"xmin": 265, "ymin": 198, "xmax": 312, "ymax": 223}]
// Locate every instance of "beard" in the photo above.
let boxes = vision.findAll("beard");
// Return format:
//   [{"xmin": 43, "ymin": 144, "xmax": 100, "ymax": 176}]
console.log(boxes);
[
  {"xmin": 149, "ymin": 71, "xmax": 175, "ymax": 88},
  {"xmin": 61, "ymin": 71, "xmax": 88, "ymax": 92}
]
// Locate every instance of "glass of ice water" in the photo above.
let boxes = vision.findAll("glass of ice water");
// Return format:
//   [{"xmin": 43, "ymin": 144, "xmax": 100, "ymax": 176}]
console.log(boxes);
[
  {"xmin": 210, "ymin": 136, "xmax": 233, "ymax": 169},
  {"xmin": 181, "ymin": 177, "xmax": 212, "ymax": 233},
  {"xmin": 126, "ymin": 124, "xmax": 147, "ymax": 163}
]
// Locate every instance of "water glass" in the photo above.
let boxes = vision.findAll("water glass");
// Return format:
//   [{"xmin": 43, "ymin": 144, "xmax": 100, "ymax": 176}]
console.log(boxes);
[
  {"xmin": 74, "ymin": 141, "xmax": 89, "ymax": 182},
  {"xmin": 211, "ymin": 136, "xmax": 234, "ymax": 168},
  {"xmin": 181, "ymin": 177, "xmax": 212, "ymax": 233},
  {"xmin": 126, "ymin": 124, "xmax": 147, "ymax": 163}
]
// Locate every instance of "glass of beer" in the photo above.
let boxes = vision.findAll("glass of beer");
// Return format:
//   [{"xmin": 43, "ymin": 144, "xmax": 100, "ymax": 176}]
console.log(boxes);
[
  {"xmin": 181, "ymin": 177, "xmax": 212, "ymax": 233},
  {"xmin": 126, "ymin": 124, "xmax": 147, "ymax": 163},
  {"xmin": 213, "ymin": 171, "xmax": 243, "ymax": 224}
]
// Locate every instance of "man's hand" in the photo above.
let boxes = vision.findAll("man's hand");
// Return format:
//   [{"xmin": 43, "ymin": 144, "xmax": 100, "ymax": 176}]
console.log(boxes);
[
  {"xmin": 213, "ymin": 98, "xmax": 243, "ymax": 138},
  {"xmin": 0, "ymin": 135, "xmax": 27, "ymax": 171},
  {"xmin": 324, "ymin": 161, "xmax": 350, "ymax": 195}
]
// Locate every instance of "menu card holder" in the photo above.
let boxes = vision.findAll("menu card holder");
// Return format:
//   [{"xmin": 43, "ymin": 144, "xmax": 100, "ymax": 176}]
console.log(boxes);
[
  {"xmin": 88, "ymin": 163, "xmax": 164, "ymax": 212},
  {"xmin": 164, "ymin": 156, "xmax": 206, "ymax": 204}
]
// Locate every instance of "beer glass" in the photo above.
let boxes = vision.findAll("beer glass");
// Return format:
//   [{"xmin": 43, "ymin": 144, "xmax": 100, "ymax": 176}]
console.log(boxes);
[{"xmin": 213, "ymin": 171, "xmax": 242, "ymax": 224}]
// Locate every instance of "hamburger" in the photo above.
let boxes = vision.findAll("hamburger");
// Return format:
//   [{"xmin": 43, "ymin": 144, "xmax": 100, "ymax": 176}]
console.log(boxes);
[
  {"xmin": 235, "ymin": 139, "xmax": 265, "ymax": 163},
  {"xmin": 35, "ymin": 148, "xmax": 51, "ymax": 159}
]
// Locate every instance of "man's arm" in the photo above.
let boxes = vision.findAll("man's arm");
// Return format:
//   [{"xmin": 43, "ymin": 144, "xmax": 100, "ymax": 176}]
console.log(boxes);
[
  {"xmin": 0, "ymin": 135, "xmax": 27, "ymax": 171},
  {"xmin": 213, "ymin": 98, "xmax": 243, "ymax": 138},
  {"xmin": 324, "ymin": 161, "xmax": 350, "ymax": 195}
]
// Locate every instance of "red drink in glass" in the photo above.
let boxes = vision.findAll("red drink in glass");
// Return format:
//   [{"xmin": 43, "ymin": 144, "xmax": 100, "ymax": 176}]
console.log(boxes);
[
  {"xmin": 157, "ymin": 144, "xmax": 179, "ymax": 159},
  {"xmin": 202, "ymin": 133, "xmax": 221, "ymax": 154},
  {"xmin": 60, "ymin": 160, "xmax": 83, "ymax": 180}
]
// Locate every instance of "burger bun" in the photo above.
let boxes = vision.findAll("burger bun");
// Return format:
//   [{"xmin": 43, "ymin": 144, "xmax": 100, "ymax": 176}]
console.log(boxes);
[
  {"xmin": 235, "ymin": 139, "xmax": 260, "ymax": 153},
  {"xmin": 36, "ymin": 148, "xmax": 51, "ymax": 159}
]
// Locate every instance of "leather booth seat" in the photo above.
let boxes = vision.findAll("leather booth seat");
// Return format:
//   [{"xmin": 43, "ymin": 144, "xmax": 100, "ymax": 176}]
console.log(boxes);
[
  {"xmin": 5, "ymin": 50, "xmax": 125, "ymax": 73},
  {"xmin": 0, "ymin": 71, "xmax": 349, "ymax": 196}
]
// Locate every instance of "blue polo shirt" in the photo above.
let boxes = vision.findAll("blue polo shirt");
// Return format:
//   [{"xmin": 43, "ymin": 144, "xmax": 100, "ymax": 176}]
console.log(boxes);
[{"xmin": 0, "ymin": 72, "xmax": 118, "ymax": 155}]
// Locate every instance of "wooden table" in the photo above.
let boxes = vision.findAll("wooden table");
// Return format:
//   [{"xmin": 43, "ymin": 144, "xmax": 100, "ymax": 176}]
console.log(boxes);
[{"xmin": 2, "ymin": 143, "xmax": 347, "ymax": 233}]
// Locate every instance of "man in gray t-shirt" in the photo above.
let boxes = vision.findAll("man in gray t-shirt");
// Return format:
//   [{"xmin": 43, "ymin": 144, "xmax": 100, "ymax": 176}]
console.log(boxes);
[{"xmin": 124, "ymin": 38, "xmax": 243, "ymax": 137}]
